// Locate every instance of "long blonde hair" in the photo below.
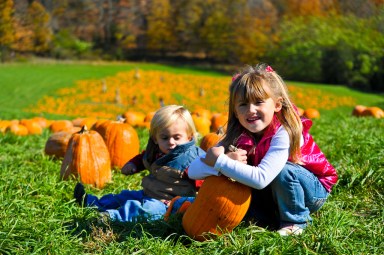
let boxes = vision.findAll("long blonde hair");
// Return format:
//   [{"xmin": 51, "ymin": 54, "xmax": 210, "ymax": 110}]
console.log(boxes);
[
  {"xmin": 222, "ymin": 64, "xmax": 303, "ymax": 163},
  {"xmin": 145, "ymin": 105, "xmax": 198, "ymax": 163}
]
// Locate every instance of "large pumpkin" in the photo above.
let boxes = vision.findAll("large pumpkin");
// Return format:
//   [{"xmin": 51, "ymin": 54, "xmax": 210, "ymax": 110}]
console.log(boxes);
[
  {"xmin": 97, "ymin": 119, "xmax": 140, "ymax": 169},
  {"xmin": 60, "ymin": 126, "xmax": 111, "ymax": 189},
  {"xmin": 182, "ymin": 175, "xmax": 252, "ymax": 241}
]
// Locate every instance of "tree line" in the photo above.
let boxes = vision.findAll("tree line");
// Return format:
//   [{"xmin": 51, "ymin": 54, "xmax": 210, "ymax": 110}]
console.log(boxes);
[{"xmin": 1, "ymin": 0, "xmax": 383, "ymax": 91}]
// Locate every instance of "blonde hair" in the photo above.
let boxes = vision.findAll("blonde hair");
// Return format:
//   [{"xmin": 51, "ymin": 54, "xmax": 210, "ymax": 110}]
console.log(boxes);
[
  {"xmin": 222, "ymin": 64, "xmax": 303, "ymax": 163},
  {"xmin": 145, "ymin": 105, "xmax": 198, "ymax": 163}
]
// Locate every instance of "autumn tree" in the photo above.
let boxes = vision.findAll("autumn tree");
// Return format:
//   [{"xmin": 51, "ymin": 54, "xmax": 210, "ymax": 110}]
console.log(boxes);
[
  {"xmin": 0, "ymin": 0, "xmax": 15, "ymax": 62},
  {"xmin": 13, "ymin": 1, "xmax": 52, "ymax": 54}
]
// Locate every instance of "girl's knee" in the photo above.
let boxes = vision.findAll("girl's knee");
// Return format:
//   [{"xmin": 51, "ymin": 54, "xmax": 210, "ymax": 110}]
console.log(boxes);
[{"xmin": 272, "ymin": 163, "xmax": 297, "ymax": 186}]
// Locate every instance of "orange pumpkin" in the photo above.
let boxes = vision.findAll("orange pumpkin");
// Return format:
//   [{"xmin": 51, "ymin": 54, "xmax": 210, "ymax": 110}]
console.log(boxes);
[
  {"xmin": 123, "ymin": 111, "xmax": 146, "ymax": 127},
  {"xmin": 192, "ymin": 108, "xmax": 212, "ymax": 120},
  {"xmin": 361, "ymin": 107, "xmax": 384, "ymax": 118},
  {"xmin": 210, "ymin": 113, "xmax": 228, "ymax": 133},
  {"xmin": 5, "ymin": 123, "xmax": 29, "ymax": 136},
  {"xmin": 45, "ymin": 130, "xmax": 74, "ymax": 158},
  {"xmin": 296, "ymin": 107, "xmax": 305, "ymax": 117},
  {"xmin": 99, "ymin": 119, "xmax": 140, "ymax": 169},
  {"xmin": 20, "ymin": 119, "xmax": 43, "ymax": 135},
  {"xmin": 352, "ymin": 105, "xmax": 367, "ymax": 117},
  {"xmin": 72, "ymin": 117, "xmax": 97, "ymax": 128},
  {"xmin": 60, "ymin": 126, "xmax": 111, "ymax": 189},
  {"xmin": 182, "ymin": 175, "xmax": 252, "ymax": 241},
  {"xmin": 303, "ymin": 108, "xmax": 320, "ymax": 119},
  {"xmin": 199, "ymin": 129, "xmax": 224, "ymax": 152},
  {"xmin": 49, "ymin": 120, "xmax": 74, "ymax": 133},
  {"xmin": 192, "ymin": 115, "xmax": 211, "ymax": 137}
]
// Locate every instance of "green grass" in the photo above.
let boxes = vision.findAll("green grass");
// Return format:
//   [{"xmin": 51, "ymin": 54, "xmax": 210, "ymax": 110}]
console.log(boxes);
[{"xmin": 0, "ymin": 61, "xmax": 383, "ymax": 254}]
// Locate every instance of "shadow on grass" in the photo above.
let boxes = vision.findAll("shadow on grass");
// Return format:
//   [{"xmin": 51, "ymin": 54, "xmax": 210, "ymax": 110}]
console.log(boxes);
[{"xmin": 64, "ymin": 212, "xmax": 193, "ymax": 245}]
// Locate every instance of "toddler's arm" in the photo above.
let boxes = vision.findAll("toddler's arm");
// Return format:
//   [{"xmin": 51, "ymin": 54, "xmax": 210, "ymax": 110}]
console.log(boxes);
[{"xmin": 121, "ymin": 162, "xmax": 137, "ymax": 175}]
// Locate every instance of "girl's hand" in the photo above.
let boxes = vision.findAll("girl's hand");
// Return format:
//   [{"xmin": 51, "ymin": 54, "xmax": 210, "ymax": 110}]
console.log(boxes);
[
  {"xmin": 201, "ymin": 146, "xmax": 225, "ymax": 167},
  {"xmin": 121, "ymin": 162, "xmax": 137, "ymax": 175},
  {"xmin": 226, "ymin": 149, "xmax": 248, "ymax": 164}
]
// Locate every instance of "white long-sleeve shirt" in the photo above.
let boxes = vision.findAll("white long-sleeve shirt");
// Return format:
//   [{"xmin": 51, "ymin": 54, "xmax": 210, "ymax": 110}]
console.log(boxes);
[{"xmin": 189, "ymin": 126, "xmax": 303, "ymax": 190}]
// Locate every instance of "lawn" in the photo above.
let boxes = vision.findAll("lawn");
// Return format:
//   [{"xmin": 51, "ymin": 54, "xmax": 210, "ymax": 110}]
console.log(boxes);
[{"xmin": 0, "ymin": 61, "xmax": 383, "ymax": 254}]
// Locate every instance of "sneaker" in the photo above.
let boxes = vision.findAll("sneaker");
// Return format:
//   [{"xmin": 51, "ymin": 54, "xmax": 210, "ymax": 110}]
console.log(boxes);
[
  {"xmin": 277, "ymin": 225, "xmax": 304, "ymax": 236},
  {"xmin": 74, "ymin": 182, "xmax": 87, "ymax": 206}
]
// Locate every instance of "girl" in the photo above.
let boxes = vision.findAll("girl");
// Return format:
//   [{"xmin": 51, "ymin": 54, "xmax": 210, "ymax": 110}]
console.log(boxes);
[
  {"xmin": 188, "ymin": 64, "xmax": 338, "ymax": 235},
  {"xmin": 74, "ymin": 105, "xmax": 204, "ymax": 222}
]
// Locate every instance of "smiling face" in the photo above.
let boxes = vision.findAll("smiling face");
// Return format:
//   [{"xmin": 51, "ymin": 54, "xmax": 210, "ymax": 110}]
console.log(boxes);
[
  {"xmin": 234, "ymin": 84, "xmax": 282, "ymax": 135},
  {"xmin": 154, "ymin": 117, "xmax": 192, "ymax": 154}
]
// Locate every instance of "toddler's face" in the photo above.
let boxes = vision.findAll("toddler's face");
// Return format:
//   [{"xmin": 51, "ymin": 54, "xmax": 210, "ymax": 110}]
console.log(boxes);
[{"xmin": 154, "ymin": 118, "xmax": 192, "ymax": 154}]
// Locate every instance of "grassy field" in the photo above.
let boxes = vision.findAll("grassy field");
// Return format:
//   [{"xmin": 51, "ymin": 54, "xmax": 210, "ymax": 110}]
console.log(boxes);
[{"xmin": 0, "ymin": 61, "xmax": 383, "ymax": 254}]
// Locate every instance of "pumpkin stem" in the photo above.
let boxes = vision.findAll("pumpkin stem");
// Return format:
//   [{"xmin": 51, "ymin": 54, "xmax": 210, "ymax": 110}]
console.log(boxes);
[{"xmin": 79, "ymin": 125, "xmax": 88, "ymax": 134}]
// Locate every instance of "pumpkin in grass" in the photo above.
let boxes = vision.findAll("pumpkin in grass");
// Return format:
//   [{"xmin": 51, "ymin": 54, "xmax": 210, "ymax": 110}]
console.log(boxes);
[
  {"xmin": 60, "ymin": 125, "xmax": 111, "ymax": 189},
  {"xmin": 199, "ymin": 128, "xmax": 224, "ymax": 152},
  {"xmin": 49, "ymin": 120, "xmax": 74, "ymax": 133},
  {"xmin": 303, "ymin": 108, "xmax": 320, "ymax": 119},
  {"xmin": 210, "ymin": 113, "xmax": 228, "ymax": 133},
  {"xmin": 361, "ymin": 106, "xmax": 384, "ymax": 118},
  {"xmin": 192, "ymin": 115, "xmax": 211, "ymax": 137},
  {"xmin": 182, "ymin": 175, "xmax": 252, "ymax": 241},
  {"xmin": 97, "ymin": 119, "xmax": 140, "ymax": 169},
  {"xmin": 45, "ymin": 129, "xmax": 80, "ymax": 158},
  {"xmin": 352, "ymin": 105, "xmax": 367, "ymax": 117},
  {"xmin": 20, "ymin": 119, "xmax": 43, "ymax": 135},
  {"xmin": 123, "ymin": 111, "xmax": 146, "ymax": 127},
  {"xmin": 5, "ymin": 123, "xmax": 29, "ymax": 136}
]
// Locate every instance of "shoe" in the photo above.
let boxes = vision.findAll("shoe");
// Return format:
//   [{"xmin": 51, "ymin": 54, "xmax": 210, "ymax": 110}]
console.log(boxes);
[
  {"xmin": 74, "ymin": 182, "xmax": 87, "ymax": 206},
  {"xmin": 277, "ymin": 225, "xmax": 304, "ymax": 236}
]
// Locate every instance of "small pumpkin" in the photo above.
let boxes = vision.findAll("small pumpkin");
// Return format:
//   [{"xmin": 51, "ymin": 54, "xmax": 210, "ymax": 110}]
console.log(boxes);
[
  {"xmin": 50, "ymin": 120, "xmax": 74, "ymax": 133},
  {"xmin": 352, "ymin": 105, "xmax": 367, "ymax": 117},
  {"xmin": 45, "ymin": 130, "xmax": 75, "ymax": 158},
  {"xmin": 123, "ymin": 111, "xmax": 146, "ymax": 127},
  {"xmin": 210, "ymin": 113, "xmax": 228, "ymax": 133},
  {"xmin": 361, "ymin": 106, "xmax": 384, "ymax": 118},
  {"xmin": 199, "ymin": 128, "xmax": 224, "ymax": 152},
  {"xmin": 192, "ymin": 115, "xmax": 211, "ymax": 137},
  {"xmin": 20, "ymin": 119, "xmax": 43, "ymax": 135},
  {"xmin": 60, "ymin": 125, "xmax": 111, "ymax": 189},
  {"xmin": 182, "ymin": 175, "xmax": 252, "ymax": 241},
  {"xmin": 5, "ymin": 123, "xmax": 29, "ymax": 136},
  {"xmin": 303, "ymin": 108, "xmax": 320, "ymax": 119}
]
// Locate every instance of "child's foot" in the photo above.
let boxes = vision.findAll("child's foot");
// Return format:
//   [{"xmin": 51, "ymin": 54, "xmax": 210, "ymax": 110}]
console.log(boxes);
[
  {"xmin": 277, "ymin": 225, "xmax": 304, "ymax": 236},
  {"xmin": 74, "ymin": 182, "xmax": 87, "ymax": 206}
]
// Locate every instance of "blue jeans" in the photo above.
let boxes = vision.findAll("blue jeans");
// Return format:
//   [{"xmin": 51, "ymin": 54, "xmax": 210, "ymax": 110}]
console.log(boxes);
[
  {"xmin": 244, "ymin": 162, "xmax": 328, "ymax": 229},
  {"xmin": 86, "ymin": 190, "xmax": 167, "ymax": 222}
]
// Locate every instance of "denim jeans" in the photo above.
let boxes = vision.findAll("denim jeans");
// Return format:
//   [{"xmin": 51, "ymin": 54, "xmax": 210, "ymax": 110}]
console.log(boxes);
[
  {"xmin": 244, "ymin": 162, "xmax": 328, "ymax": 229},
  {"xmin": 86, "ymin": 189, "xmax": 167, "ymax": 222},
  {"xmin": 270, "ymin": 162, "xmax": 329, "ymax": 229}
]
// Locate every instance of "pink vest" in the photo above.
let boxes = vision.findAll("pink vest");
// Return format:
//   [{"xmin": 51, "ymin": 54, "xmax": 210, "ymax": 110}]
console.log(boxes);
[{"xmin": 236, "ymin": 116, "xmax": 338, "ymax": 192}]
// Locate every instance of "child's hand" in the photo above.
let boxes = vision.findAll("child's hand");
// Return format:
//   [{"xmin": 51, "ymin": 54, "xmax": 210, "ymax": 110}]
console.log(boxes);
[
  {"xmin": 226, "ymin": 149, "xmax": 247, "ymax": 164},
  {"xmin": 201, "ymin": 146, "xmax": 225, "ymax": 167},
  {"xmin": 121, "ymin": 162, "xmax": 137, "ymax": 175}
]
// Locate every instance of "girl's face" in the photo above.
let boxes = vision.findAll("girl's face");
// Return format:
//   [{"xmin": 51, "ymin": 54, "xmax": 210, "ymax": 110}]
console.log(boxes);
[
  {"xmin": 234, "ymin": 86, "xmax": 282, "ymax": 135},
  {"xmin": 154, "ymin": 117, "xmax": 192, "ymax": 154}
]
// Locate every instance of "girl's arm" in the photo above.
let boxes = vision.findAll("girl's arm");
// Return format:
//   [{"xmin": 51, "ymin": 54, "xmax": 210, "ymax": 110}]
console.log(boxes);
[{"xmin": 188, "ymin": 127, "xmax": 292, "ymax": 189}]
